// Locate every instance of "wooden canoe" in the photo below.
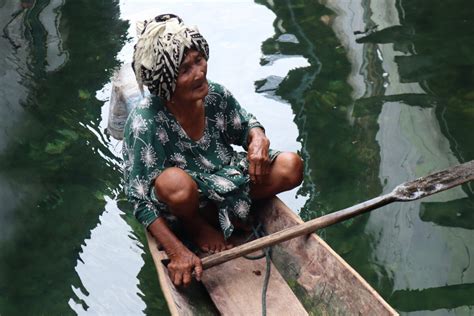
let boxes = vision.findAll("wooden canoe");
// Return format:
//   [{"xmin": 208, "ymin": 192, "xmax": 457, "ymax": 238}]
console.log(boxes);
[{"xmin": 146, "ymin": 196, "xmax": 398, "ymax": 315}]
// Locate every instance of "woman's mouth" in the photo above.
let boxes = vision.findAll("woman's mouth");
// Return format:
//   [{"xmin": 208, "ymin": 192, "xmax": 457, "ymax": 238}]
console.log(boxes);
[{"xmin": 193, "ymin": 80, "xmax": 207, "ymax": 90}]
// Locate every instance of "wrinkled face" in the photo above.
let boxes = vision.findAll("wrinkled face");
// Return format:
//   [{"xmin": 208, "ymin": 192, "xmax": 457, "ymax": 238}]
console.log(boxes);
[{"xmin": 172, "ymin": 49, "xmax": 208, "ymax": 104}]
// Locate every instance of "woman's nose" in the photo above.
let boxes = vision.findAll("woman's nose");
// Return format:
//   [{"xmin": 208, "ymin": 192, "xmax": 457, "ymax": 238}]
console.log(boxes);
[
  {"xmin": 194, "ymin": 68, "xmax": 204, "ymax": 80},
  {"xmin": 193, "ymin": 61, "xmax": 206, "ymax": 80}
]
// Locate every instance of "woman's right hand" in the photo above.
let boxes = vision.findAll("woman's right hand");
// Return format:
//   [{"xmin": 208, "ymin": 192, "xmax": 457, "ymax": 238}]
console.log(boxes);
[
  {"xmin": 167, "ymin": 246, "xmax": 203, "ymax": 287},
  {"xmin": 148, "ymin": 217, "xmax": 203, "ymax": 287}
]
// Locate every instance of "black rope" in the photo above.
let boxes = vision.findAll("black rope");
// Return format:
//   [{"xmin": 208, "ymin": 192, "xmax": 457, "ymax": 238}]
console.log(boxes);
[{"xmin": 243, "ymin": 223, "xmax": 272, "ymax": 316}]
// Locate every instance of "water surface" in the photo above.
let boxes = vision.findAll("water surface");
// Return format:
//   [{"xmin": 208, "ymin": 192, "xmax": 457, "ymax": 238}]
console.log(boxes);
[
  {"xmin": 259, "ymin": 0, "xmax": 474, "ymax": 314},
  {"xmin": 0, "ymin": 0, "xmax": 473, "ymax": 315}
]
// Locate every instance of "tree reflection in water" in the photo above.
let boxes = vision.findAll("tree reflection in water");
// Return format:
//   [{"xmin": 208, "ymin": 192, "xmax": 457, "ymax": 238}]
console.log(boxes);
[
  {"xmin": 0, "ymin": 0, "xmax": 128, "ymax": 314},
  {"xmin": 258, "ymin": 0, "xmax": 474, "ymax": 313}
]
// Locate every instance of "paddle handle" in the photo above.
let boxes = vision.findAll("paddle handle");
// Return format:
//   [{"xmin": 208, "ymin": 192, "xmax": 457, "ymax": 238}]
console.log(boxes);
[
  {"xmin": 201, "ymin": 194, "xmax": 395, "ymax": 269},
  {"xmin": 202, "ymin": 160, "xmax": 474, "ymax": 269}
]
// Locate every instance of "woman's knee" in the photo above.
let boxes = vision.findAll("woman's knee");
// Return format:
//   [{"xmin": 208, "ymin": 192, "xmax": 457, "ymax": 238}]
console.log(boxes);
[
  {"xmin": 276, "ymin": 152, "xmax": 304, "ymax": 188},
  {"xmin": 154, "ymin": 167, "xmax": 198, "ymax": 207}
]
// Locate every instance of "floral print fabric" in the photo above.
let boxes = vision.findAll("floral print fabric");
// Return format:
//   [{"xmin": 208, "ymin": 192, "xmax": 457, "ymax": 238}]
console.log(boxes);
[{"xmin": 123, "ymin": 82, "xmax": 271, "ymax": 239}]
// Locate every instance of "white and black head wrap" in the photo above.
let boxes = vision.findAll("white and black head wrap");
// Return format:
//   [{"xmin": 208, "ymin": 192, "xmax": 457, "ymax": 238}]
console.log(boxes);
[{"xmin": 132, "ymin": 14, "xmax": 209, "ymax": 101}]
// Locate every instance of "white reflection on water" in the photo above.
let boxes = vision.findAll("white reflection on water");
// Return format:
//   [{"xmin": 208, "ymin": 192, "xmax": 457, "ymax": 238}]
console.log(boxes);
[
  {"xmin": 39, "ymin": 0, "xmax": 69, "ymax": 72},
  {"xmin": 0, "ymin": 2, "xmax": 31, "ymax": 241},
  {"xmin": 69, "ymin": 198, "xmax": 145, "ymax": 315},
  {"xmin": 73, "ymin": 0, "xmax": 310, "ymax": 314},
  {"xmin": 326, "ymin": 0, "xmax": 474, "ymax": 305}
]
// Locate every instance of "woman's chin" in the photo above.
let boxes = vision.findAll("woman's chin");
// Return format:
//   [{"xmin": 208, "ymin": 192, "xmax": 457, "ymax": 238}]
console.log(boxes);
[
  {"xmin": 194, "ymin": 82, "xmax": 209, "ymax": 99},
  {"xmin": 177, "ymin": 82, "xmax": 209, "ymax": 103}
]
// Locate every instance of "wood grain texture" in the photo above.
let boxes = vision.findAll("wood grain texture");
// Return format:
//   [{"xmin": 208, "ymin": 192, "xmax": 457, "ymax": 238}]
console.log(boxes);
[
  {"xmin": 201, "ymin": 254, "xmax": 308, "ymax": 316},
  {"xmin": 258, "ymin": 197, "xmax": 398, "ymax": 315},
  {"xmin": 393, "ymin": 159, "xmax": 474, "ymax": 200}
]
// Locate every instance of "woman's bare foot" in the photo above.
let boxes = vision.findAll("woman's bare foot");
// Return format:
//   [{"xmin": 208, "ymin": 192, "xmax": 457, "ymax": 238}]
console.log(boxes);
[{"xmin": 184, "ymin": 217, "xmax": 233, "ymax": 253}]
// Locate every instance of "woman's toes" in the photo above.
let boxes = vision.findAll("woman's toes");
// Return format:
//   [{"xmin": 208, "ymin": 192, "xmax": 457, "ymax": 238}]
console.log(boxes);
[{"xmin": 209, "ymin": 244, "xmax": 217, "ymax": 253}]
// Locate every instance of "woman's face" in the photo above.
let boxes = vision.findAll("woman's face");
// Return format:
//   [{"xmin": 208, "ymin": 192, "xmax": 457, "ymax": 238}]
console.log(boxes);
[{"xmin": 172, "ymin": 49, "xmax": 208, "ymax": 104}]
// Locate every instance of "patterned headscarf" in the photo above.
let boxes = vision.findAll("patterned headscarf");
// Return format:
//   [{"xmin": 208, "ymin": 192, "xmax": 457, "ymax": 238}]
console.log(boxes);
[{"xmin": 132, "ymin": 14, "xmax": 209, "ymax": 101}]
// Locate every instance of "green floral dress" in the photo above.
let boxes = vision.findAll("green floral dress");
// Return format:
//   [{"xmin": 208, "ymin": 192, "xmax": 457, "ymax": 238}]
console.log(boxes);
[{"xmin": 123, "ymin": 81, "xmax": 276, "ymax": 239}]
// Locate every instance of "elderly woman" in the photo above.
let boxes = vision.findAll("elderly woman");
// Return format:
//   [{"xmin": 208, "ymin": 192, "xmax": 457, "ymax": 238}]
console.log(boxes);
[{"xmin": 123, "ymin": 14, "xmax": 303, "ymax": 287}]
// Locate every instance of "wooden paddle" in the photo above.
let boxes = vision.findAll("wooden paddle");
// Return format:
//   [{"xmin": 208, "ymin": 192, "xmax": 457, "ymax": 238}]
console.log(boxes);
[{"xmin": 201, "ymin": 160, "xmax": 474, "ymax": 270}]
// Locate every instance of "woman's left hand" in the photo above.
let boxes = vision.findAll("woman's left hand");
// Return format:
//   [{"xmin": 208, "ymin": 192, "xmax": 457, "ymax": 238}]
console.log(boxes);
[{"xmin": 247, "ymin": 128, "xmax": 271, "ymax": 184}]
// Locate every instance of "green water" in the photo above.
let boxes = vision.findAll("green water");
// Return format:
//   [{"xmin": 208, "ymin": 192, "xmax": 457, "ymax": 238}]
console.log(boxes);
[{"xmin": 0, "ymin": 0, "xmax": 473, "ymax": 315}]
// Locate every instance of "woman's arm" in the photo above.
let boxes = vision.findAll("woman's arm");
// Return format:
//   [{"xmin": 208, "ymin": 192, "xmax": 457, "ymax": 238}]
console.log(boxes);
[
  {"xmin": 124, "ymin": 109, "xmax": 202, "ymax": 287},
  {"xmin": 216, "ymin": 83, "xmax": 271, "ymax": 184},
  {"xmin": 148, "ymin": 218, "xmax": 202, "ymax": 287},
  {"xmin": 247, "ymin": 127, "xmax": 271, "ymax": 184}
]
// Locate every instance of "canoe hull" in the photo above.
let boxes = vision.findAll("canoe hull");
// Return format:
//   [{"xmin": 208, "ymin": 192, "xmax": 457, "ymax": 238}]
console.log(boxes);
[
  {"xmin": 146, "ymin": 196, "xmax": 398, "ymax": 315},
  {"xmin": 257, "ymin": 197, "xmax": 397, "ymax": 315}
]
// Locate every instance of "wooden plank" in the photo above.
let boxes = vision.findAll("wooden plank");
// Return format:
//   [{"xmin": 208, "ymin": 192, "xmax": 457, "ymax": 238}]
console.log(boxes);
[
  {"xmin": 258, "ymin": 198, "xmax": 398, "ymax": 315},
  {"xmin": 201, "ymin": 254, "xmax": 308, "ymax": 316},
  {"xmin": 147, "ymin": 229, "xmax": 308, "ymax": 315}
]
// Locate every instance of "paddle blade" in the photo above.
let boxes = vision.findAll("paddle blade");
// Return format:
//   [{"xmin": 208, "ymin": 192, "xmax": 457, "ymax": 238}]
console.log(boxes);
[{"xmin": 393, "ymin": 160, "xmax": 474, "ymax": 201}]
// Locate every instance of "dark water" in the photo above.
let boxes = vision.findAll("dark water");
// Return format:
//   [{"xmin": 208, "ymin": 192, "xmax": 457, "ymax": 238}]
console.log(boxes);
[
  {"xmin": 260, "ymin": 0, "xmax": 474, "ymax": 314},
  {"xmin": 0, "ymin": 0, "xmax": 473, "ymax": 315}
]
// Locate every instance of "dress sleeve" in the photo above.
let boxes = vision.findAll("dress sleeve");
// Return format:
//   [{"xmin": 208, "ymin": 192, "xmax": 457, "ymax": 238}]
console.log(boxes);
[
  {"xmin": 219, "ymin": 84, "xmax": 264, "ymax": 149},
  {"xmin": 123, "ymin": 109, "xmax": 168, "ymax": 228}
]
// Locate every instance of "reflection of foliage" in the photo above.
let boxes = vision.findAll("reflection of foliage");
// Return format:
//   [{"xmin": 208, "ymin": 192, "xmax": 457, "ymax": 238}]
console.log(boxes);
[
  {"xmin": 409, "ymin": 0, "xmax": 474, "ymax": 161},
  {"xmin": 0, "ymin": 0, "xmax": 128, "ymax": 314},
  {"xmin": 78, "ymin": 89, "xmax": 91, "ymax": 100},
  {"xmin": 363, "ymin": 0, "xmax": 474, "ymax": 163},
  {"xmin": 420, "ymin": 198, "xmax": 474, "ymax": 229},
  {"xmin": 259, "ymin": 0, "xmax": 474, "ymax": 310},
  {"xmin": 389, "ymin": 283, "xmax": 474, "ymax": 312},
  {"xmin": 256, "ymin": 0, "xmax": 391, "ymax": 299},
  {"xmin": 256, "ymin": 0, "xmax": 382, "ymax": 209},
  {"xmin": 442, "ymin": 96, "xmax": 474, "ymax": 161}
]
